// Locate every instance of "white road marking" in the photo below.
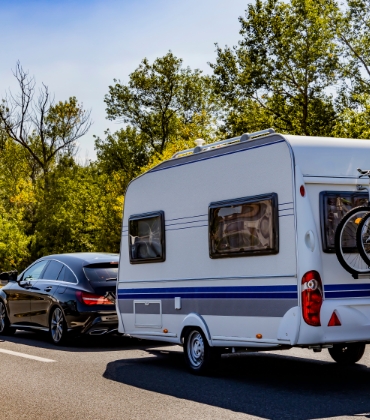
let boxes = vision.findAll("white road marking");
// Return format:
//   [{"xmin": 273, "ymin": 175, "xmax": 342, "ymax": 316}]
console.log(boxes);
[{"xmin": 0, "ymin": 348, "xmax": 55, "ymax": 363}]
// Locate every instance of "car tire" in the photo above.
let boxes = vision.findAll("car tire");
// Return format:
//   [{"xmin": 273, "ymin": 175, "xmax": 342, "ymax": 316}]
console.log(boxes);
[
  {"xmin": 0, "ymin": 301, "xmax": 15, "ymax": 336},
  {"xmin": 183, "ymin": 328, "xmax": 220, "ymax": 375},
  {"xmin": 49, "ymin": 307, "xmax": 68, "ymax": 345},
  {"xmin": 328, "ymin": 343, "xmax": 366, "ymax": 365}
]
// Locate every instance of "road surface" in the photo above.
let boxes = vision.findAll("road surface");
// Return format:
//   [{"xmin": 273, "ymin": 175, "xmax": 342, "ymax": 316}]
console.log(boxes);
[{"xmin": 0, "ymin": 331, "xmax": 369, "ymax": 419}]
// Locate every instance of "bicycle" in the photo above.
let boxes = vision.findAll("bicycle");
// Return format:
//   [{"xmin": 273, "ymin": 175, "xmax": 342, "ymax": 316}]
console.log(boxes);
[{"xmin": 335, "ymin": 168, "xmax": 370, "ymax": 275}]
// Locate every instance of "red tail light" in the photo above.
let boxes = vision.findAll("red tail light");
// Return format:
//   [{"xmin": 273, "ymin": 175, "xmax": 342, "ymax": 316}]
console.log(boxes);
[
  {"xmin": 76, "ymin": 291, "xmax": 114, "ymax": 305},
  {"xmin": 301, "ymin": 270, "xmax": 323, "ymax": 326}
]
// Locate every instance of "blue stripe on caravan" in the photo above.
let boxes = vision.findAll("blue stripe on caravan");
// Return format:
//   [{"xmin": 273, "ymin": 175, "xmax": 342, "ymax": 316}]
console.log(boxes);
[
  {"xmin": 325, "ymin": 283, "xmax": 370, "ymax": 291},
  {"xmin": 325, "ymin": 290, "xmax": 370, "ymax": 299},
  {"xmin": 117, "ymin": 285, "xmax": 298, "ymax": 300},
  {"xmin": 118, "ymin": 292, "xmax": 297, "ymax": 300},
  {"xmin": 119, "ymin": 285, "xmax": 297, "ymax": 294}
]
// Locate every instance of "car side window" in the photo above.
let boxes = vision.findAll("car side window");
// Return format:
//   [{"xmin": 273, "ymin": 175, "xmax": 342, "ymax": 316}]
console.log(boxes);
[
  {"xmin": 41, "ymin": 260, "xmax": 64, "ymax": 280},
  {"xmin": 22, "ymin": 260, "xmax": 49, "ymax": 281},
  {"xmin": 57, "ymin": 265, "xmax": 77, "ymax": 283}
]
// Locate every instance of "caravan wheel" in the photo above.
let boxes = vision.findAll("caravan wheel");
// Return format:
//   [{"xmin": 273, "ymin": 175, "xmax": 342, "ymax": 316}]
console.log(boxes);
[
  {"xmin": 328, "ymin": 343, "xmax": 366, "ymax": 365},
  {"xmin": 183, "ymin": 328, "xmax": 220, "ymax": 375}
]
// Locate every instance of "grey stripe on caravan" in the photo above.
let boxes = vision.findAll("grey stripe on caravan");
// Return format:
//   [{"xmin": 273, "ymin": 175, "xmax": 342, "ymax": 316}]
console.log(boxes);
[
  {"xmin": 118, "ymin": 274, "xmax": 297, "ymax": 284},
  {"xmin": 119, "ymin": 298, "xmax": 297, "ymax": 317}
]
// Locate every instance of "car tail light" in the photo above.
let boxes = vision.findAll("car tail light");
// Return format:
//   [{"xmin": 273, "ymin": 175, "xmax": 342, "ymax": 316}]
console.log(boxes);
[
  {"xmin": 301, "ymin": 270, "xmax": 323, "ymax": 326},
  {"xmin": 76, "ymin": 291, "xmax": 114, "ymax": 305}
]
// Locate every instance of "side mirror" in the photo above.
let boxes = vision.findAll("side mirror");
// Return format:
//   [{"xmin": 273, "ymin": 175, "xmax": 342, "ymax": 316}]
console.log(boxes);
[{"xmin": 0, "ymin": 270, "xmax": 18, "ymax": 282}]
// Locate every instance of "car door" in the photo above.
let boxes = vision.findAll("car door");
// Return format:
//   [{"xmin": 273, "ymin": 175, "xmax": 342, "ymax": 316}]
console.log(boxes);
[
  {"xmin": 31, "ymin": 260, "xmax": 64, "ymax": 328},
  {"xmin": 5, "ymin": 260, "xmax": 49, "ymax": 326}
]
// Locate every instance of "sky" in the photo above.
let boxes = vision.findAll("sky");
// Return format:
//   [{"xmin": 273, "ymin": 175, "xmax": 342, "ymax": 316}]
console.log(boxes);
[{"xmin": 0, "ymin": 0, "xmax": 250, "ymax": 161}]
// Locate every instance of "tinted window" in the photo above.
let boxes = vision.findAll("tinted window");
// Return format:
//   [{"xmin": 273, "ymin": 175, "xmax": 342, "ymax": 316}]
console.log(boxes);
[
  {"xmin": 83, "ymin": 266, "xmax": 118, "ymax": 287},
  {"xmin": 22, "ymin": 260, "xmax": 49, "ymax": 281},
  {"xmin": 320, "ymin": 191, "xmax": 368, "ymax": 252},
  {"xmin": 57, "ymin": 265, "xmax": 77, "ymax": 283},
  {"xmin": 209, "ymin": 193, "xmax": 279, "ymax": 258},
  {"xmin": 41, "ymin": 260, "xmax": 63, "ymax": 280},
  {"xmin": 129, "ymin": 211, "xmax": 165, "ymax": 263}
]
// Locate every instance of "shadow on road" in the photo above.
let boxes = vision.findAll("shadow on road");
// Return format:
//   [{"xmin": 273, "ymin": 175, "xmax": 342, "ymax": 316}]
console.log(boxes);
[
  {"xmin": 0, "ymin": 330, "xmax": 164, "ymax": 353},
  {"xmin": 103, "ymin": 348, "xmax": 370, "ymax": 419}
]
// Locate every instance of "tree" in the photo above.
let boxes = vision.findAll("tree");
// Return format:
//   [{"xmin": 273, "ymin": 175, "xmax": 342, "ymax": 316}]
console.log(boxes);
[
  {"xmin": 104, "ymin": 52, "xmax": 216, "ymax": 154},
  {"xmin": 0, "ymin": 62, "xmax": 92, "ymax": 189},
  {"xmin": 211, "ymin": 0, "xmax": 341, "ymax": 137},
  {"xmin": 94, "ymin": 126, "xmax": 149, "ymax": 191},
  {"xmin": 332, "ymin": 0, "xmax": 370, "ymax": 138},
  {"xmin": 32, "ymin": 157, "xmax": 123, "ymax": 258}
]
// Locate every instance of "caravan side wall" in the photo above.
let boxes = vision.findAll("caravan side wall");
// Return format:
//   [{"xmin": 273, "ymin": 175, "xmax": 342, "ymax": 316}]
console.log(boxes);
[{"xmin": 117, "ymin": 137, "xmax": 300, "ymax": 347}]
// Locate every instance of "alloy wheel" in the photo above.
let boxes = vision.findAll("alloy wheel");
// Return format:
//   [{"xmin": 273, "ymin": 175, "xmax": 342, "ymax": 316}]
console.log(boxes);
[
  {"xmin": 0, "ymin": 302, "xmax": 5, "ymax": 333},
  {"xmin": 50, "ymin": 308, "xmax": 64, "ymax": 343}
]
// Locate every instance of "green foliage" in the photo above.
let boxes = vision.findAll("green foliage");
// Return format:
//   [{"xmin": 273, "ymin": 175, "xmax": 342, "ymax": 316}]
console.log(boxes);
[
  {"xmin": 104, "ymin": 51, "xmax": 216, "ymax": 153},
  {"xmin": 94, "ymin": 126, "xmax": 149, "ymax": 191},
  {"xmin": 4, "ymin": 1, "xmax": 370, "ymax": 272},
  {"xmin": 211, "ymin": 0, "xmax": 340, "ymax": 136},
  {"xmin": 32, "ymin": 158, "xmax": 123, "ymax": 259}
]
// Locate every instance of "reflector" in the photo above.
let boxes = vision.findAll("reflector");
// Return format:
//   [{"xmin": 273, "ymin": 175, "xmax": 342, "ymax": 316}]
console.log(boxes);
[{"xmin": 328, "ymin": 311, "xmax": 341, "ymax": 326}]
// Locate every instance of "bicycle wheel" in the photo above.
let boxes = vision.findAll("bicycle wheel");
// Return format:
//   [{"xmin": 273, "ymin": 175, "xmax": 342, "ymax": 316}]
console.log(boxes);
[
  {"xmin": 335, "ymin": 206, "xmax": 370, "ymax": 275},
  {"xmin": 356, "ymin": 211, "xmax": 370, "ymax": 267}
]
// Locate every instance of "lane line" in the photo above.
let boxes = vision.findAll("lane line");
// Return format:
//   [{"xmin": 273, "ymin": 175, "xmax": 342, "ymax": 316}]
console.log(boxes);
[{"xmin": 0, "ymin": 348, "xmax": 56, "ymax": 363}]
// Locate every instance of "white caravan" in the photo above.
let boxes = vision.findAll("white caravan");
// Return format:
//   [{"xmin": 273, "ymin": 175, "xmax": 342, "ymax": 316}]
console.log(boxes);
[{"xmin": 116, "ymin": 128, "xmax": 370, "ymax": 373}]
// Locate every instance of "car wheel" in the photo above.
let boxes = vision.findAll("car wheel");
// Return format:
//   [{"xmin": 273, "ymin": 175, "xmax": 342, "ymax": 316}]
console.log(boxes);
[
  {"xmin": 49, "ymin": 307, "xmax": 68, "ymax": 345},
  {"xmin": 183, "ymin": 328, "xmax": 220, "ymax": 375},
  {"xmin": 328, "ymin": 343, "xmax": 366, "ymax": 365},
  {"xmin": 0, "ymin": 301, "xmax": 15, "ymax": 336}
]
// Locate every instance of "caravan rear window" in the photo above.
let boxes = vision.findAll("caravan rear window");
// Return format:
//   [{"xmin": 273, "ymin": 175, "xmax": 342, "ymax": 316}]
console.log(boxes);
[
  {"xmin": 128, "ymin": 211, "xmax": 165, "ymax": 263},
  {"xmin": 320, "ymin": 191, "xmax": 367, "ymax": 252},
  {"xmin": 209, "ymin": 193, "xmax": 279, "ymax": 258}
]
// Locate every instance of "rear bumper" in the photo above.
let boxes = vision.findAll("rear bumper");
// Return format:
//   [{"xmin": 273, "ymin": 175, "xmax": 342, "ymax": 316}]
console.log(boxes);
[
  {"xmin": 67, "ymin": 311, "xmax": 119, "ymax": 336},
  {"xmin": 298, "ymin": 298, "xmax": 370, "ymax": 345}
]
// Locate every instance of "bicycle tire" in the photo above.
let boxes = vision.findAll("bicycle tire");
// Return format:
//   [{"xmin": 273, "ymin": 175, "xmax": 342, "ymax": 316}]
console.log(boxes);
[
  {"xmin": 335, "ymin": 205, "xmax": 370, "ymax": 275},
  {"xmin": 356, "ymin": 211, "xmax": 370, "ymax": 267}
]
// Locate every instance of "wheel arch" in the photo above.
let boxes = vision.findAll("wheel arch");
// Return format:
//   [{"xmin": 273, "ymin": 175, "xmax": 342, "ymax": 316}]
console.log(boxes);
[
  {"xmin": 180, "ymin": 313, "xmax": 212, "ymax": 346},
  {"xmin": 48, "ymin": 303, "xmax": 67, "ymax": 325}
]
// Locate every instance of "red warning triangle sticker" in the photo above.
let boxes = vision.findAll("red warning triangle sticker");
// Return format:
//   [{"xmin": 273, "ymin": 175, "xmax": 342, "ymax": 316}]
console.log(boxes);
[{"xmin": 328, "ymin": 311, "xmax": 341, "ymax": 326}]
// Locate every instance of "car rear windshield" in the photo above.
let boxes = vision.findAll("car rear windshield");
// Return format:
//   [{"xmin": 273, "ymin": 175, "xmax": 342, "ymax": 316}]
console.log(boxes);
[{"xmin": 83, "ymin": 264, "xmax": 118, "ymax": 287}]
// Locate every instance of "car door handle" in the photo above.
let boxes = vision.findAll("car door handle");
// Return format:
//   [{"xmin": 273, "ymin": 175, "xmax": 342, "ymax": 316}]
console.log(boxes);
[{"xmin": 44, "ymin": 286, "xmax": 52, "ymax": 292}]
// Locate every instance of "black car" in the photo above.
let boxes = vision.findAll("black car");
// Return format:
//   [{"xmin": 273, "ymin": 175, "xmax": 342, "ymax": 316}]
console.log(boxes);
[{"xmin": 0, "ymin": 253, "xmax": 119, "ymax": 344}]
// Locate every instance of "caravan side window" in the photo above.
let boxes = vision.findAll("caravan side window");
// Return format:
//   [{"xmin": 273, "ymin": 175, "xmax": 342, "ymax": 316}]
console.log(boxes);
[
  {"xmin": 128, "ymin": 211, "xmax": 165, "ymax": 263},
  {"xmin": 209, "ymin": 193, "xmax": 279, "ymax": 258},
  {"xmin": 320, "ymin": 191, "xmax": 367, "ymax": 252}
]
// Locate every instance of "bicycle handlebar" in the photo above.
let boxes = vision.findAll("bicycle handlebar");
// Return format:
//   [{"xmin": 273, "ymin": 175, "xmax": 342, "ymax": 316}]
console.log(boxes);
[{"xmin": 357, "ymin": 168, "xmax": 370, "ymax": 177}]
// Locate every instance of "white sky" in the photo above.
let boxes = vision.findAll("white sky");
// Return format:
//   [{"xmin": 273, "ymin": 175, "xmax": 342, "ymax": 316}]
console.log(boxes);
[{"xmin": 0, "ymin": 0, "xmax": 250, "ymax": 160}]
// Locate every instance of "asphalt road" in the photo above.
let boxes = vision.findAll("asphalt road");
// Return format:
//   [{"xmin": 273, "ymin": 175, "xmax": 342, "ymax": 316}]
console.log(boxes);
[{"xmin": 0, "ymin": 331, "xmax": 370, "ymax": 420}]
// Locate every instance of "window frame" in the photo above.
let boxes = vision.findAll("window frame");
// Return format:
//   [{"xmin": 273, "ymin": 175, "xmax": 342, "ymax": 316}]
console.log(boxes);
[
  {"xmin": 320, "ymin": 190, "xmax": 368, "ymax": 253},
  {"xmin": 128, "ymin": 211, "xmax": 166, "ymax": 264},
  {"xmin": 208, "ymin": 193, "xmax": 279, "ymax": 259},
  {"xmin": 21, "ymin": 260, "xmax": 50, "ymax": 281}
]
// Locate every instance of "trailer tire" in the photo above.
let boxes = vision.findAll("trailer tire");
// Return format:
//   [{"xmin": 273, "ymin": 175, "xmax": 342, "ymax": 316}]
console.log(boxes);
[
  {"xmin": 183, "ymin": 328, "xmax": 220, "ymax": 375},
  {"xmin": 328, "ymin": 343, "xmax": 366, "ymax": 365}
]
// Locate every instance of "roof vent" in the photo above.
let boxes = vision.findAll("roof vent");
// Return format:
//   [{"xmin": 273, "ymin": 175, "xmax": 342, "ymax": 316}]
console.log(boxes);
[{"xmin": 193, "ymin": 138, "xmax": 206, "ymax": 154}]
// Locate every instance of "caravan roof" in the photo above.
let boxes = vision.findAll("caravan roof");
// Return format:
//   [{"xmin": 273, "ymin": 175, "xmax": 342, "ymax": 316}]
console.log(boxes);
[
  {"xmin": 285, "ymin": 135, "xmax": 370, "ymax": 180},
  {"xmin": 154, "ymin": 132, "xmax": 370, "ymax": 182}
]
